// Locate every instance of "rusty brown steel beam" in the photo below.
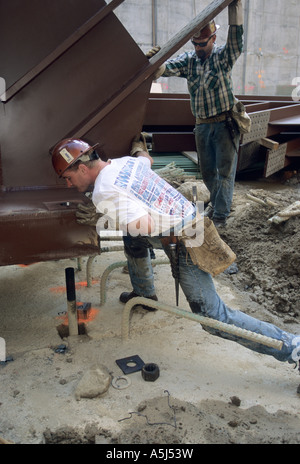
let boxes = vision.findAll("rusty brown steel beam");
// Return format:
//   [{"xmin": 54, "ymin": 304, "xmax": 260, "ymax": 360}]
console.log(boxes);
[
  {"xmin": 0, "ymin": 0, "xmax": 139, "ymax": 265},
  {"xmin": 267, "ymin": 103, "xmax": 300, "ymax": 122},
  {"xmin": 70, "ymin": 0, "xmax": 235, "ymax": 139},
  {"xmin": 144, "ymin": 94, "xmax": 300, "ymax": 128},
  {"xmin": 267, "ymin": 105, "xmax": 300, "ymax": 136},
  {"xmin": 0, "ymin": 189, "xmax": 99, "ymax": 265},
  {"xmin": 4, "ymin": 0, "xmax": 298, "ymax": 267},
  {"xmin": 236, "ymin": 95, "xmax": 297, "ymax": 102},
  {"xmin": 1, "ymin": 0, "xmax": 126, "ymax": 103},
  {"xmin": 1, "ymin": 0, "xmax": 236, "ymax": 190},
  {"xmin": 0, "ymin": 0, "xmax": 150, "ymax": 188},
  {"xmin": 285, "ymin": 136, "xmax": 300, "ymax": 156},
  {"xmin": 144, "ymin": 97, "xmax": 195, "ymax": 127},
  {"xmin": 144, "ymin": 94, "xmax": 300, "ymax": 171},
  {"xmin": 244, "ymin": 101, "xmax": 298, "ymax": 112},
  {"xmin": 152, "ymin": 132, "xmax": 196, "ymax": 152}
]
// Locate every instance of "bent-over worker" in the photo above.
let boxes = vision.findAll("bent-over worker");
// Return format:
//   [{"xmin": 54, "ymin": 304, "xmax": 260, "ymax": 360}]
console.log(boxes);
[{"xmin": 51, "ymin": 136, "xmax": 300, "ymax": 369}]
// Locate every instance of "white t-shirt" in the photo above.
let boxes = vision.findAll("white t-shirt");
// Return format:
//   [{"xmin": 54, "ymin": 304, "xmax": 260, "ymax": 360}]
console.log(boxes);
[{"xmin": 92, "ymin": 156, "xmax": 195, "ymax": 236}]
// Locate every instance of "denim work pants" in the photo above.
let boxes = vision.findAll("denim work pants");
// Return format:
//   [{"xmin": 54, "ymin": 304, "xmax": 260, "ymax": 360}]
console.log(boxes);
[
  {"xmin": 123, "ymin": 235, "xmax": 299, "ymax": 365},
  {"xmin": 194, "ymin": 121, "xmax": 239, "ymax": 220}
]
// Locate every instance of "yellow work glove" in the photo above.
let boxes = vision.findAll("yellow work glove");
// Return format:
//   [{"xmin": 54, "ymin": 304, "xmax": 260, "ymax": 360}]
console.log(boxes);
[
  {"xmin": 153, "ymin": 64, "xmax": 166, "ymax": 80},
  {"xmin": 145, "ymin": 45, "xmax": 166, "ymax": 80},
  {"xmin": 76, "ymin": 200, "xmax": 103, "ymax": 227},
  {"xmin": 130, "ymin": 133, "xmax": 149, "ymax": 157},
  {"xmin": 145, "ymin": 45, "xmax": 161, "ymax": 58}
]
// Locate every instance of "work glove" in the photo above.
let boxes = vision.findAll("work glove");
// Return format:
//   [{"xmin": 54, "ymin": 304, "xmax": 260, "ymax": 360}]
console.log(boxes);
[
  {"xmin": 145, "ymin": 45, "xmax": 161, "ymax": 58},
  {"xmin": 145, "ymin": 45, "xmax": 166, "ymax": 80},
  {"xmin": 153, "ymin": 63, "xmax": 166, "ymax": 80},
  {"xmin": 76, "ymin": 200, "xmax": 103, "ymax": 227},
  {"xmin": 228, "ymin": 0, "xmax": 243, "ymax": 25},
  {"xmin": 130, "ymin": 132, "xmax": 149, "ymax": 156}
]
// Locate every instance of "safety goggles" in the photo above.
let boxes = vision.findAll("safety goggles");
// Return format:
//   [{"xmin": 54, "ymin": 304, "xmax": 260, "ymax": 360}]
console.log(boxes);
[{"xmin": 191, "ymin": 35, "xmax": 214, "ymax": 48}]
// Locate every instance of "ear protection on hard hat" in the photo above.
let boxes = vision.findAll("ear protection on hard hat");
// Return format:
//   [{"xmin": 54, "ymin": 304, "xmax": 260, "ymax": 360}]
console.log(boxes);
[{"xmin": 51, "ymin": 138, "xmax": 99, "ymax": 177}]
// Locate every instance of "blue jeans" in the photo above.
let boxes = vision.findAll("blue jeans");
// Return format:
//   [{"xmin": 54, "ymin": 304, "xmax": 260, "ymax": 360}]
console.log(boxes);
[
  {"xmin": 123, "ymin": 235, "xmax": 300, "ymax": 364},
  {"xmin": 194, "ymin": 121, "xmax": 239, "ymax": 220}
]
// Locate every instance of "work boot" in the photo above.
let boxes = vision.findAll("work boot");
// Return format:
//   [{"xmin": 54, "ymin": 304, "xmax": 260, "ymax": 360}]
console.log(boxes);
[
  {"xmin": 119, "ymin": 291, "xmax": 158, "ymax": 311},
  {"xmin": 213, "ymin": 217, "xmax": 227, "ymax": 228}
]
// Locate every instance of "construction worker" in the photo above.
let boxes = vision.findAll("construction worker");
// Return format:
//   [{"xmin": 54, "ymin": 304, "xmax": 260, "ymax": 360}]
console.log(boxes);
[
  {"xmin": 150, "ymin": 0, "xmax": 244, "ymax": 227},
  {"xmin": 51, "ymin": 136, "xmax": 300, "ymax": 368}
]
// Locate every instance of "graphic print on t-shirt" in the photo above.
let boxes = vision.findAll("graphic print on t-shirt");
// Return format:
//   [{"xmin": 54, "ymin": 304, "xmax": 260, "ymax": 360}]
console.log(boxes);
[{"xmin": 114, "ymin": 158, "xmax": 193, "ymax": 219}]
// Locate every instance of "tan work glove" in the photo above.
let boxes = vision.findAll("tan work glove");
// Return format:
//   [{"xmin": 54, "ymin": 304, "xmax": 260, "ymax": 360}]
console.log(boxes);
[
  {"xmin": 130, "ymin": 133, "xmax": 149, "ymax": 156},
  {"xmin": 228, "ymin": 0, "xmax": 243, "ymax": 25},
  {"xmin": 153, "ymin": 63, "xmax": 166, "ymax": 80},
  {"xmin": 76, "ymin": 200, "xmax": 103, "ymax": 227},
  {"xmin": 145, "ymin": 46, "xmax": 161, "ymax": 58},
  {"xmin": 145, "ymin": 45, "xmax": 166, "ymax": 80}
]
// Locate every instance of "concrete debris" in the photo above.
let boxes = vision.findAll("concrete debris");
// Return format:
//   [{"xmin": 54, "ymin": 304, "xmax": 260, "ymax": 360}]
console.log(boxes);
[
  {"xmin": 177, "ymin": 180, "xmax": 210, "ymax": 204},
  {"xmin": 75, "ymin": 364, "xmax": 111, "ymax": 401}
]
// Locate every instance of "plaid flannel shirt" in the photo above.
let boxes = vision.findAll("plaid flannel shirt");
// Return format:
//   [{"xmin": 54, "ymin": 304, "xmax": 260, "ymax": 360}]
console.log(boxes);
[{"xmin": 163, "ymin": 25, "xmax": 243, "ymax": 119}]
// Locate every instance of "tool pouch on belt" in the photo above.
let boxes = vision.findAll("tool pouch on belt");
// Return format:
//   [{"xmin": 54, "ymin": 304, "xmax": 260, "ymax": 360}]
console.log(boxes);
[
  {"xmin": 179, "ymin": 216, "xmax": 236, "ymax": 277},
  {"xmin": 229, "ymin": 100, "xmax": 251, "ymax": 134}
]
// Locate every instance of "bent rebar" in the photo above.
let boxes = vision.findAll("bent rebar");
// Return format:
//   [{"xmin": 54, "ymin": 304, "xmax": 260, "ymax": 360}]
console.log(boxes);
[{"xmin": 121, "ymin": 297, "xmax": 283, "ymax": 351}]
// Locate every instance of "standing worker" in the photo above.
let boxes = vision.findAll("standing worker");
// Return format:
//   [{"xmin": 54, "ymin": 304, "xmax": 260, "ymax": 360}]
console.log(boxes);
[
  {"xmin": 51, "ymin": 136, "xmax": 300, "ymax": 370},
  {"xmin": 151, "ymin": 0, "xmax": 244, "ymax": 227}
]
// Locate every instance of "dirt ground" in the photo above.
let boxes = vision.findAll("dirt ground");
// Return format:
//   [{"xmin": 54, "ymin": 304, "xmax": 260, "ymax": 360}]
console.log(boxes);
[{"xmin": 0, "ymin": 175, "xmax": 300, "ymax": 445}]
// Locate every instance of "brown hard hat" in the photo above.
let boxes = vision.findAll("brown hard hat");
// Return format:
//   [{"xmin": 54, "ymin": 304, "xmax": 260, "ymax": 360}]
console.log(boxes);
[
  {"xmin": 192, "ymin": 20, "xmax": 220, "ymax": 40},
  {"xmin": 51, "ymin": 138, "xmax": 99, "ymax": 177}
]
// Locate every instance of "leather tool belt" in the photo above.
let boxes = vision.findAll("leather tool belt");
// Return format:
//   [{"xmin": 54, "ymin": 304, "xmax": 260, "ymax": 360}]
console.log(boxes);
[{"xmin": 196, "ymin": 112, "xmax": 227, "ymax": 124}]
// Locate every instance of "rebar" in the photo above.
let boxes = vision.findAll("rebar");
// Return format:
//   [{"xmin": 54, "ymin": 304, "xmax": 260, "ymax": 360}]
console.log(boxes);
[
  {"xmin": 85, "ymin": 247, "xmax": 124, "ymax": 287},
  {"xmin": 86, "ymin": 255, "xmax": 98, "ymax": 287},
  {"xmin": 121, "ymin": 297, "xmax": 283, "ymax": 351}
]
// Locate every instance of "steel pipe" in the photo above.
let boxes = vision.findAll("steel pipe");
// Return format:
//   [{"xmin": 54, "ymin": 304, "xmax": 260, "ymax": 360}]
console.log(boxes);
[{"xmin": 65, "ymin": 267, "xmax": 79, "ymax": 336}]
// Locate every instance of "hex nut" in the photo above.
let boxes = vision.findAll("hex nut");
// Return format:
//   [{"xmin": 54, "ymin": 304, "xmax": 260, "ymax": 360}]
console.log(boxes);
[{"xmin": 141, "ymin": 363, "xmax": 160, "ymax": 382}]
